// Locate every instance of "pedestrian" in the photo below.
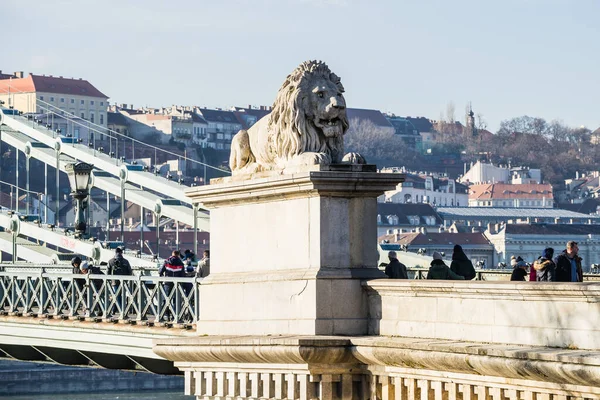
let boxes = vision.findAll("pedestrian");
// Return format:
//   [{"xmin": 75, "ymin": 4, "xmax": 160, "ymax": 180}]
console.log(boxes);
[
  {"xmin": 182, "ymin": 249, "xmax": 197, "ymax": 277},
  {"xmin": 532, "ymin": 247, "xmax": 556, "ymax": 282},
  {"xmin": 107, "ymin": 247, "xmax": 132, "ymax": 316},
  {"xmin": 450, "ymin": 245, "xmax": 477, "ymax": 280},
  {"xmin": 427, "ymin": 251, "xmax": 465, "ymax": 280},
  {"xmin": 384, "ymin": 251, "xmax": 408, "ymax": 279},
  {"xmin": 158, "ymin": 249, "xmax": 185, "ymax": 321},
  {"xmin": 555, "ymin": 241, "xmax": 583, "ymax": 282},
  {"xmin": 71, "ymin": 256, "xmax": 88, "ymax": 292},
  {"xmin": 196, "ymin": 250, "xmax": 210, "ymax": 277},
  {"xmin": 510, "ymin": 259, "xmax": 529, "ymax": 281},
  {"xmin": 108, "ymin": 247, "xmax": 132, "ymax": 276}
]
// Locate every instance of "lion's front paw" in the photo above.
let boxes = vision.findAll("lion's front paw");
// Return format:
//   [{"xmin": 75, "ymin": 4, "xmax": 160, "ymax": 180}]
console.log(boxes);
[
  {"xmin": 342, "ymin": 152, "xmax": 367, "ymax": 164},
  {"xmin": 292, "ymin": 152, "xmax": 332, "ymax": 166}
]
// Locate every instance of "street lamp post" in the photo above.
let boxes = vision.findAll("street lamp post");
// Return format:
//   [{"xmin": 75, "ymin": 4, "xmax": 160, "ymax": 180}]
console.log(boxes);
[{"xmin": 65, "ymin": 162, "xmax": 93, "ymax": 237}]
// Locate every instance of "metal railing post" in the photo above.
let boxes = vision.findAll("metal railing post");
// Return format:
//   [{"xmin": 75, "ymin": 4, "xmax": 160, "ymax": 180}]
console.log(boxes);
[{"xmin": 136, "ymin": 275, "xmax": 142, "ymax": 322}]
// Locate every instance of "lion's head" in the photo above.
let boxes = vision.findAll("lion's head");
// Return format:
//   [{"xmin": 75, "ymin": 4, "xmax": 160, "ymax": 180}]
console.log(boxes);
[{"xmin": 268, "ymin": 60, "xmax": 349, "ymax": 163}]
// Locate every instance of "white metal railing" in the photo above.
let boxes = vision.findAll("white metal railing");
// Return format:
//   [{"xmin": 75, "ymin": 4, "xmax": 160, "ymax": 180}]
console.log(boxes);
[{"xmin": 0, "ymin": 271, "xmax": 200, "ymax": 325}]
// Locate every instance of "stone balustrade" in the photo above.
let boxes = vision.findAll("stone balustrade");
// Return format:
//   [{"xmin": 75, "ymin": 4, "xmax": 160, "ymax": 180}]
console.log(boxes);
[{"xmin": 364, "ymin": 280, "xmax": 600, "ymax": 350}]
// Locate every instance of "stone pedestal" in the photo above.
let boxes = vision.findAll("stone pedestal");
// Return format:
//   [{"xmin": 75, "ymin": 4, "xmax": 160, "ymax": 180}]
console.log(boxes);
[{"xmin": 185, "ymin": 166, "xmax": 403, "ymax": 336}]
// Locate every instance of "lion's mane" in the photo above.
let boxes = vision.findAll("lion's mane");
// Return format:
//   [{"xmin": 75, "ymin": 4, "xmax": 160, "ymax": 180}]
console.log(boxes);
[{"xmin": 267, "ymin": 60, "xmax": 349, "ymax": 163}]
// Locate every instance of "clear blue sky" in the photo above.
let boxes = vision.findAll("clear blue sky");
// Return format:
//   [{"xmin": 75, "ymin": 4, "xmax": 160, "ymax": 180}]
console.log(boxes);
[{"xmin": 2, "ymin": 0, "xmax": 599, "ymax": 131}]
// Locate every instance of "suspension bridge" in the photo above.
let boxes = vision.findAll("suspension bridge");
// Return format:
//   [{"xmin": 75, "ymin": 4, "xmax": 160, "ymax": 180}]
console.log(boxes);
[{"xmin": 0, "ymin": 89, "xmax": 226, "ymax": 267}]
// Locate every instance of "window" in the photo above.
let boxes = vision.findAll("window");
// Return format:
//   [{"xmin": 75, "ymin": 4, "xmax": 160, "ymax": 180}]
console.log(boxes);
[
  {"xmin": 100, "ymin": 114, "xmax": 104, "ymax": 124},
  {"xmin": 60, "ymin": 98, "xmax": 65, "ymax": 103},
  {"xmin": 91, "ymin": 100, "xmax": 95, "ymax": 105},
  {"xmin": 70, "ymin": 99, "xmax": 74, "ymax": 104},
  {"xmin": 100, "ymin": 102, "xmax": 104, "ymax": 106},
  {"xmin": 39, "ymin": 96, "xmax": 44, "ymax": 101},
  {"xmin": 217, "ymin": 133, "xmax": 224, "ymax": 140},
  {"xmin": 217, "ymin": 143, "xmax": 224, "ymax": 149},
  {"xmin": 81, "ymin": 112, "xmax": 85, "ymax": 119},
  {"xmin": 50, "ymin": 97, "xmax": 55, "ymax": 102},
  {"xmin": 81, "ymin": 100, "xmax": 85, "ymax": 105},
  {"xmin": 90, "ymin": 113, "xmax": 95, "ymax": 123}
]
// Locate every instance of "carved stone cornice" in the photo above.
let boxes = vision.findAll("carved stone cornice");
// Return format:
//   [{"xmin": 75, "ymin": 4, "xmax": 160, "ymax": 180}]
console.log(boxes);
[
  {"xmin": 185, "ymin": 168, "xmax": 404, "ymax": 207},
  {"xmin": 153, "ymin": 336, "xmax": 356, "ymax": 366}
]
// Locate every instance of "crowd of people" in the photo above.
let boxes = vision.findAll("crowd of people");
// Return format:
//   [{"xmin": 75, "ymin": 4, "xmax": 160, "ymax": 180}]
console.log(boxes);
[
  {"xmin": 384, "ymin": 240, "xmax": 584, "ymax": 283},
  {"xmin": 509, "ymin": 240, "xmax": 583, "ymax": 282}
]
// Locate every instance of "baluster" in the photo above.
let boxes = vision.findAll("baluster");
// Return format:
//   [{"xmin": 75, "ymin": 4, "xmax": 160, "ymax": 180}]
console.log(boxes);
[
  {"xmin": 249, "ymin": 372, "xmax": 261, "ymax": 399},
  {"xmin": 10, "ymin": 276, "xmax": 16, "ymax": 313},
  {"xmin": 227, "ymin": 372, "xmax": 239, "ymax": 398},
  {"xmin": 175, "ymin": 279, "xmax": 181, "ymax": 323},
  {"xmin": 261, "ymin": 372, "xmax": 273, "ymax": 399},
  {"xmin": 39, "ymin": 273, "xmax": 46, "ymax": 316},
  {"xmin": 286, "ymin": 373, "xmax": 297, "ymax": 400},
  {"xmin": 215, "ymin": 371, "xmax": 225, "ymax": 399},
  {"xmin": 239, "ymin": 372, "xmax": 248, "ymax": 398},
  {"xmin": 136, "ymin": 275, "xmax": 142, "ymax": 322}
]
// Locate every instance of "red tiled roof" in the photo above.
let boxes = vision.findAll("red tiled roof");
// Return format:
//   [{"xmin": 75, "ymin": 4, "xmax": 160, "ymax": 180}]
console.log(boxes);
[
  {"xmin": 469, "ymin": 183, "xmax": 553, "ymax": 200},
  {"xmin": 0, "ymin": 74, "xmax": 108, "ymax": 98}
]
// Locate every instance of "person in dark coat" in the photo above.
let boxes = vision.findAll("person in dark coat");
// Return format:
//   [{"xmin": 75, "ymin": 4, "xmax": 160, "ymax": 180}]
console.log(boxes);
[
  {"xmin": 384, "ymin": 251, "xmax": 408, "ymax": 279},
  {"xmin": 511, "ymin": 260, "xmax": 528, "ymax": 281},
  {"xmin": 450, "ymin": 245, "xmax": 476, "ymax": 280},
  {"xmin": 533, "ymin": 248, "xmax": 556, "ymax": 282},
  {"xmin": 158, "ymin": 250, "xmax": 186, "ymax": 321},
  {"xmin": 555, "ymin": 241, "xmax": 583, "ymax": 282},
  {"xmin": 427, "ymin": 252, "xmax": 465, "ymax": 280}
]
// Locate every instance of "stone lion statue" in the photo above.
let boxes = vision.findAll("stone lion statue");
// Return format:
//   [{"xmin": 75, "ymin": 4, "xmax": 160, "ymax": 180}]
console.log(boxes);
[{"xmin": 230, "ymin": 60, "xmax": 365, "ymax": 175}]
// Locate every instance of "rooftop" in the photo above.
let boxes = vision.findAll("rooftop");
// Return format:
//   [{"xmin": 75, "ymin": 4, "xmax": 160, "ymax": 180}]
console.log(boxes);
[
  {"xmin": 377, "ymin": 203, "xmax": 443, "ymax": 225},
  {"xmin": 503, "ymin": 223, "xmax": 600, "ymax": 235},
  {"xmin": 379, "ymin": 231, "xmax": 492, "ymax": 247},
  {"xmin": 437, "ymin": 207, "xmax": 600, "ymax": 220},
  {"xmin": 0, "ymin": 74, "xmax": 108, "ymax": 98},
  {"xmin": 469, "ymin": 183, "xmax": 553, "ymax": 200},
  {"xmin": 197, "ymin": 108, "xmax": 240, "ymax": 124},
  {"xmin": 346, "ymin": 108, "xmax": 393, "ymax": 128}
]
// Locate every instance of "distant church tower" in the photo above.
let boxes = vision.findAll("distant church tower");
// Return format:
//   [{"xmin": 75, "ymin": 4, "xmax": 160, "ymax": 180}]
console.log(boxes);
[{"xmin": 466, "ymin": 102, "xmax": 478, "ymax": 137}]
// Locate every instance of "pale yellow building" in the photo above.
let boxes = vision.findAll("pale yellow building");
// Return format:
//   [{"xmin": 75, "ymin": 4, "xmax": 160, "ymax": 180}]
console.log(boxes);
[{"xmin": 0, "ymin": 72, "xmax": 108, "ymax": 127}]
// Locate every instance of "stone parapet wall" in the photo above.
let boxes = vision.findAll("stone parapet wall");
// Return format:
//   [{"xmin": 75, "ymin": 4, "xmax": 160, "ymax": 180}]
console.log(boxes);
[
  {"xmin": 364, "ymin": 280, "xmax": 600, "ymax": 350},
  {"xmin": 154, "ymin": 336, "xmax": 600, "ymax": 400}
]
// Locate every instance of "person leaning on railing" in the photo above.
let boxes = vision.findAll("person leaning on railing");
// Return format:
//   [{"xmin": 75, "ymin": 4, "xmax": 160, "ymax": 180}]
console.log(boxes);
[
  {"xmin": 158, "ymin": 249, "xmax": 185, "ymax": 321},
  {"xmin": 107, "ymin": 248, "xmax": 132, "ymax": 316}
]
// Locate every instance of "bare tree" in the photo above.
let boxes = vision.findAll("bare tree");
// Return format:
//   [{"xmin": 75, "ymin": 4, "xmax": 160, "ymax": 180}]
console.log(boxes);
[{"xmin": 476, "ymin": 113, "xmax": 487, "ymax": 130}]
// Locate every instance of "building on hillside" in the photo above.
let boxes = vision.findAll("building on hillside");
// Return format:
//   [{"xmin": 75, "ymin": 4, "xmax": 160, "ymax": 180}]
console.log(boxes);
[
  {"xmin": 485, "ymin": 223, "xmax": 600, "ymax": 270},
  {"xmin": 107, "ymin": 112, "xmax": 130, "ymax": 136},
  {"xmin": 346, "ymin": 108, "xmax": 395, "ymax": 135},
  {"xmin": 437, "ymin": 207, "xmax": 600, "ymax": 228},
  {"xmin": 591, "ymin": 127, "xmax": 600, "ymax": 145},
  {"xmin": 556, "ymin": 198, "xmax": 600, "ymax": 215},
  {"xmin": 468, "ymin": 183, "xmax": 553, "ymax": 208},
  {"xmin": 460, "ymin": 160, "xmax": 541, "ymax": 185},
  {"xmin": 380, "ymin": 171, "xmax": 469, "ymax": 207},
  {"xmin": 402, "ymin": 117, "xmax": 436, "ymax": 145},
  {"xmin": 554, "ymin": 171, "xmax": 600, "ymax": 203},
  {"xmin": 384, "ymin": 115, "xmax": 422, "ymax": 148},
  {"xmin": 0, "ymin": 71, "xmax": 108, "ymax": 128},
  {"xmin": 231, "ymin": 106, "xmax": 271, "ymax": 130},
  {"xmin": 196, "ymin": 108, "xmax": 242, "ymax": 150},
  {"xmin": 376, "ymin": 203, "xmax": 443, "ymax": 236},
  {"xmin": 378, "ymin": 230, "xmax": 494, "ymax": 268}
]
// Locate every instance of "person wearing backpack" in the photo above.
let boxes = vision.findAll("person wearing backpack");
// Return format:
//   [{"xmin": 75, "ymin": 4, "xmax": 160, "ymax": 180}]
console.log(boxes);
[{"xmin": 107, "ymin": 248, "xmax": 132, "ymax": 317}]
